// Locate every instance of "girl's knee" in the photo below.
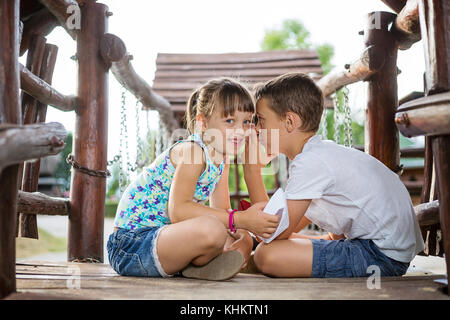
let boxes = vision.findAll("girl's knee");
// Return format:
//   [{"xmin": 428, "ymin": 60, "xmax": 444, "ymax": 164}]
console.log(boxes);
[{"xmin": 195, "ymin": 215, "xmax": 227, "ymax": 250}]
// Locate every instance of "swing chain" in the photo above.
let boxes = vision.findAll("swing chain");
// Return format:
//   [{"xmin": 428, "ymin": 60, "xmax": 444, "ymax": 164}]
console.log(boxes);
[
  {"xmin": 332, "ymin": 86, "xmax": 353, "ymax": 147},
  {"xmin": 320, "ymin": 109, "xmax": 328, "ymax": 140},
  {"xmin": 333, "ymin": 92, "xmax": 341, "ymax": 143}
]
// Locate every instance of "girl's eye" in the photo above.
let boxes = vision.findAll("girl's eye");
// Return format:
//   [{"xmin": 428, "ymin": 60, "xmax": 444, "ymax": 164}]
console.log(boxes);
[
  {"xmin": 225, "ymin": 119, "xmax": 234, "ymax": 124},
  {"xmin": 243, "ymin": 120, "xmax": 251, "ymax": 125}
]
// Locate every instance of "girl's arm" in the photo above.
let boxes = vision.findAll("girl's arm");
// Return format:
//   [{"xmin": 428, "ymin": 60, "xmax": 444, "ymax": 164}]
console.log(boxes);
[
  {"xmin": 209, "ymin": 160, "xmax": 231, "ymax": 210},
  {"xmin": 168, "ymin": 142, "xmax": 279, "ymax": 238}
]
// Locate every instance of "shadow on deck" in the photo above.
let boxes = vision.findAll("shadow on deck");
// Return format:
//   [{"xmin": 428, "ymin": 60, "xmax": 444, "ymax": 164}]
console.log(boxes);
[{"xmin": 4, "ymin": 261, "xmax": 449, "ymax": 300}]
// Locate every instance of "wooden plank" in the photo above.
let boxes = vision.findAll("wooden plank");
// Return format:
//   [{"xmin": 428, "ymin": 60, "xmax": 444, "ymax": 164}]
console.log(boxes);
[
  {"xmin": 156, "ymin": 50, "xmax": 319, "ymax": 65},
  {"xmin": 13, "ymin": 272, "xmax": 450, "ymax": 300},
  {"xmin": 156, "ymin": 59, "xmax": 322, "ymax": 71},
  {"xmin": 154, "ymin": 66, "xmax": 323, "ymax": 79}
]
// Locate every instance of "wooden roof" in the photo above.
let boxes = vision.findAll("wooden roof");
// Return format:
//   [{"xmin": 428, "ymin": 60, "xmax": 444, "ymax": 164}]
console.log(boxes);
[{"xmin": 152, "ymin": 50, "xmax": 330, "ymax": 113}]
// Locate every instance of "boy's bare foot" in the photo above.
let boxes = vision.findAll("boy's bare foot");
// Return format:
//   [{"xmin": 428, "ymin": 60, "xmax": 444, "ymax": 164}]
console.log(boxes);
[{"xmin": 181, "ymin": 250, "xmax": 244, "ymax": 281}]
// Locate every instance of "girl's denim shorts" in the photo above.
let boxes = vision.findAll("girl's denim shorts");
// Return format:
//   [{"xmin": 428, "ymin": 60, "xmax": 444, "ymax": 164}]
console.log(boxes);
[
  {"xmin": 107, "ymin": 226, "xmax": 171, "ymax": 277},
  {"xmin": 310, "ymin": 238, "xmax": 410, "ymax": 278}
]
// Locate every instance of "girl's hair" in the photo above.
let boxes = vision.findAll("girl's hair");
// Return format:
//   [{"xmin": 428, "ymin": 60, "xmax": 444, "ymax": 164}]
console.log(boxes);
[{"xmin": 184, "ymin": 77, "xmax": 255, "ymax": 133}]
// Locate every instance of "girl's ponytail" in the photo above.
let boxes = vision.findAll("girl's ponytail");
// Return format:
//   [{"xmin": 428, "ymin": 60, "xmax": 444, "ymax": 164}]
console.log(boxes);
[{"xmin": 185, "ymin": 88, "xmax": 200, "ymax": 134}]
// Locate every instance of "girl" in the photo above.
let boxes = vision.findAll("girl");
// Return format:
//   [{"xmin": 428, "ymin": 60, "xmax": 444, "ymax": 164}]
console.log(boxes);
[{"xmin": 107, "ymin": 77, "xmax": 280, "ymax": 281}]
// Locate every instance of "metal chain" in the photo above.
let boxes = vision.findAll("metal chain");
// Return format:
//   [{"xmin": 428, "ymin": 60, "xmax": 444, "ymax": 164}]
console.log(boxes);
[
  {"xmin": 342, "ymin": 86, "xmax": 353, "ymax": 147},
  {"xmin": 66, "ymin": 154, "xmax": 111, "ymax": 178},
  {"xmin": 320, "ymin": 109, "xmax": 328, "ymax": 140},
  {"xmin": 156, "ymin": 117, "xmax": 162, "ymax": 156},
  {"xmin": 119, "ymin": 89, "xmax": 129, "ymax": 193},
  {"xmin": 333, "ymin": 92, "xmax": 341, "ymax": 144}
]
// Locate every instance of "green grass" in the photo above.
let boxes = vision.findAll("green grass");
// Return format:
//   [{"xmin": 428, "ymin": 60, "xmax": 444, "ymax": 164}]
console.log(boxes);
[
  {"xmin": 105, "ymin": 201, "xmax": 118, "ymax": 218},
  {"xmin": 16, "ymin": 228, "xmax": 67, "ymax": 259}
]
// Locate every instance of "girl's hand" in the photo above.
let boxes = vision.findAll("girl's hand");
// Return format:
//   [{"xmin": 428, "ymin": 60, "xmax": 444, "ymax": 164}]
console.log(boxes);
[
  {"xmin": 242, "ymin": 124, "xmax": 278, "ymax": 169},
  {"xmin": 224, "ymin": 229, "xmax": 253, "ymax": 268},
  {"xmin": 236, "ymin": 201, "xmax": 280, "ymax": 238}
]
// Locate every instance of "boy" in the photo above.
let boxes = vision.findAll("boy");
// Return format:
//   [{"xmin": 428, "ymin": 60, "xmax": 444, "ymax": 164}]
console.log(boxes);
[{"xmin": 244, "ymin": 72, "xmax": 425, "ymax": 278}]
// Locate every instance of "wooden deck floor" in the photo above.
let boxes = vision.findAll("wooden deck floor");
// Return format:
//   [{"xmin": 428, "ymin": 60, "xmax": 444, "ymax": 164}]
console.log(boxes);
[{"xmin": 5, "ymin": 261, "xmax": 449, "ymax": 300}]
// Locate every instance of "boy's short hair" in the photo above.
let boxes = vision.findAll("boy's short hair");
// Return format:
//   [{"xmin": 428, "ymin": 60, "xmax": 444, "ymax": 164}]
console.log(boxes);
[{"xmin": 254, "ymin": 72, "xmax": 324, "ymax": 132}]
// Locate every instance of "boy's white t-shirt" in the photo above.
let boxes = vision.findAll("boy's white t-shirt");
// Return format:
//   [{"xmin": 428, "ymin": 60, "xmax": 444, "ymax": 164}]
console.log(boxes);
[{"xmin": 285, "ymin": 135, "xmax": 425, "ymax": 263}]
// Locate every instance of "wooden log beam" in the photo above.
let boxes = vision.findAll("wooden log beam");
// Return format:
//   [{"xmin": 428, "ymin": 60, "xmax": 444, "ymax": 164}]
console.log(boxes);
[
  {"xmin": 381, "ymin": 0, "xmax": 407, "ymax": 13},
  {"xmin": 316, "ymin": 46, "xmax": 383, "ymax": 97},
  {"xmin": 0, "ymin": 0, "xmax": 20, "ymax": 299},
  {"xmin": 100, "ymin": 33, "xmax": 178, "ymax": 135},
  {"xmin": 415, "ymin": 200, "xmax": 440, "ymax": 226},
  {"xmin": 392, "ymin": 0, "xmax": 421, "ymax": 50},
  {"xmin": 19, "ymin": 8, "xmax": 58, "ymax": 56},
  {"xmin": 419, "ymin": 0, "xmax": 450, "ymax": 94},
  {"xmin": 17, "ymin": 191, "xmax": 70, "ymax": 216},
  {"xmin": 0, "ymin": 122, "xmax": 67, "ymax": 173},
  {"xmin": 364, "ymin": 11, "xmax": 400, "ymax": 172},
  {"xmin": 37, "ymin": 0, "xmax": 79, "ymax": 40},
  {"xmin": 395, "ymin": 91, "xmax": 450, "ymax": 137},
  {"xmin": 19, "ymin": 63, "xmax": 77, "ymax": 112},
  {"xmin": 69, "ymin": 0, "xmax": 109, "ymax": 263}
]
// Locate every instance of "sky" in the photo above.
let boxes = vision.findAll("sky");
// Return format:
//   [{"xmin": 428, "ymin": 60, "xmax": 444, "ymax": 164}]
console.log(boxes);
[{"xmin": 20, "ymin": 0, "xmax": 426, "ymax": 166}]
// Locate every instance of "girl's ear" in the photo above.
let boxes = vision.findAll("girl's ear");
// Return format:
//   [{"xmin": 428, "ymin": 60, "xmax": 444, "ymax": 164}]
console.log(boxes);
[
  {"xmin": 285, "ymin": 112, "xmax": 302, "ymax": 133},
  {"xmin": 195, "ymin": 114, "xmax": 207, "ymax": 132}
]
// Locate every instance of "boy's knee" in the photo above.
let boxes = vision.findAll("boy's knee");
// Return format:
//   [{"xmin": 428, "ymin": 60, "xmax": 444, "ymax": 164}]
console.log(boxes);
[{"xmin": 253, "ymin": 242, "xmax": 277, "ymax": 276}]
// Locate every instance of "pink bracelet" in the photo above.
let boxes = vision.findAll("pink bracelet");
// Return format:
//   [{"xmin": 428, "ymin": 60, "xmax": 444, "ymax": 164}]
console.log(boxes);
[{"xmin": 228, "ymin": 209, "xmax": 237, "ymax": 233}]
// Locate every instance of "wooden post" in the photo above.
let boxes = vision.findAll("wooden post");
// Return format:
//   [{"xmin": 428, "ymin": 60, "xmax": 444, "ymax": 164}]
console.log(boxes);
[
  {"xmin": 364, "ymin": 11, "xmax": 400, "ymax": 172},
  {"xmin": 432, "ymin": 137, "xmax": 450, "ymax": 291},
  {"xmin": 20, "ymin": 43, "xmax": 59, "ymax": 238},
  {"xmin": 18, "ymin": 34, "xmax": 46, "ymax": 238},
  {"xmin": 0, "ymin": 0, "xmax": 20, "ymax": 299},
  {"xmin": 419, "ymin": 0, "xmax": 450, "ymax": 294},
  {"xmin": 68, "ymin": 0, "xmax": 109, "ymax": 263}
]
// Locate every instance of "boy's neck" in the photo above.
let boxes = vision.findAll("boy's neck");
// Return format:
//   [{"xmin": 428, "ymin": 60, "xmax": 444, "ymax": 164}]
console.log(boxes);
[{"xmin": 283, "ymin": 131, "xmax": 316, "ymax": 160}]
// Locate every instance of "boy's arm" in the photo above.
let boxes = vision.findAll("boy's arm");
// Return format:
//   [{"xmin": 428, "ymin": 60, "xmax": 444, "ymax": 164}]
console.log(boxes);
[
  {"xmin": 243, "ymin": 166, "xmax": 270, "ymax": 204},
  {"xmin": 275, "ymin": 199, "xmax": 312, "ymax": 240}
]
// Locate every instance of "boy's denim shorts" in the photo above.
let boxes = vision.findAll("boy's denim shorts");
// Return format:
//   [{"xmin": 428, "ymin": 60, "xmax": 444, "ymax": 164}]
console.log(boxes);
[
  {"xmin": 310, "ymin": 238, "xmax": 410, "ymax": 278},
  {"xmin": 107, "ymin": 226, "xmax": 171, "ymax": 277}
]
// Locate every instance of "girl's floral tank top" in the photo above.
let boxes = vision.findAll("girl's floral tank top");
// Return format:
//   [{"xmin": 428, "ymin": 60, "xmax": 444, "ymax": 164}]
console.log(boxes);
[{"xmin": 113, "ymin": 133, "xmax": 225, "ymax": 230}]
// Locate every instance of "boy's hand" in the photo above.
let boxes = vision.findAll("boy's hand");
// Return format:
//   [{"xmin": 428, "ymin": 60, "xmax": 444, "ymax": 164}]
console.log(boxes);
[
  {"xmin": 236, "ymin": 201, "xmax": 280, "ymax": 238},
  {"xmin": 242, "ymin": 124, "xmax": 277, "ymax": 169}
]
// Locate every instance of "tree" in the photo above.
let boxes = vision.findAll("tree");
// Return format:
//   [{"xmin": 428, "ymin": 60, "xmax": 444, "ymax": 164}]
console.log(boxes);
[{"xmin": 261, "ymin": 19, "xmax": 334, "ymax": 74}]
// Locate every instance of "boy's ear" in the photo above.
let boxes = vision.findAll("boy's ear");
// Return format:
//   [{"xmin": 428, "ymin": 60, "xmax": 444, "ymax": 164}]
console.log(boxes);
[{"xmin": 285, "ymin": 112, "xmax": 302, "ymax": 133}]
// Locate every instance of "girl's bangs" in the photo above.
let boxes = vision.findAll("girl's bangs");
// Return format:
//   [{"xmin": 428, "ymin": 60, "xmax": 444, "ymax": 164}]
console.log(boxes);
[{"xmin": 216, "ymin": 84, "xmax": 255, "ymax": 118}]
